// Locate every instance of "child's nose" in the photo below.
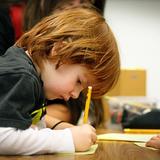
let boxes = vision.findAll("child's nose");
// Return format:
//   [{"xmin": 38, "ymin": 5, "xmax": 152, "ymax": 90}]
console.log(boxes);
[{"xmin": 70, "ymin": 90, "xmax": 80, "ymax": 99}]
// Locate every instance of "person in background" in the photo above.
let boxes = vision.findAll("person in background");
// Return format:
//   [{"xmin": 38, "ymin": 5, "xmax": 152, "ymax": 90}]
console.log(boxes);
[
  {"xmin": 23, "ymin": 0, "xmax": 106, "ymax": 31},
  {"xmin": 0, "ymin": 0, "xmax": 27, "ymax": 55},
  {"xmin": 23, "ymin": 0, "xmax": 107, "ymax": 127},
  {"xmin": 0, "ymin": 7, "xmax": 120, "ymax": 155},
  {"xmin": 0, "ymin": 0, "xmax": 25, "ymax": 55},
  {"xmin": 0, "ymin": 3, "xmax": 14, "ymax": 55}
]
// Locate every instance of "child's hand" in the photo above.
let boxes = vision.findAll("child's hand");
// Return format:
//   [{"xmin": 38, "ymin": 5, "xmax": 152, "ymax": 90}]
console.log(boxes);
[
  {"xmin": 70, "ymin": 124, "xmax": 97, "ymax": 152},
  {"xmin": 146, "ymin": 135, "xmax": 160, "ymax": 149}
]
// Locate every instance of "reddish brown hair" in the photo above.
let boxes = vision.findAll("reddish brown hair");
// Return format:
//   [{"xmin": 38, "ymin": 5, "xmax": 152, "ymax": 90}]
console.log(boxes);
[{"xmin": 16, "ymin": 7, "xmax": 120, "ymax": 98}]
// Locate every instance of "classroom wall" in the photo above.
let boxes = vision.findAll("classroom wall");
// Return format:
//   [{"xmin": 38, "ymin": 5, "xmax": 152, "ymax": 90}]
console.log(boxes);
[{"xmin": 104, "ymin": 0, "xmax": 160, "ymax": 99}]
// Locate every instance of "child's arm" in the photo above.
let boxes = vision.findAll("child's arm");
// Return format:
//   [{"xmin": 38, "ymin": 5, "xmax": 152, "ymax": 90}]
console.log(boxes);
[
  {"xmin": 0, "ymin": 127, "xmax": 75, "ymax": 155},
  {"xmin": 146, "ymin": 135, "xmax": 160, "ymax": 149},
  {"xmin": 45, "ymin": 114, "xmax": 97, "ymax": 152},
  {"xmin": 0, "ymin": 124, "xmax": 96, "ymax": 155},
  {"xmin": 44, "ymin": 114, "xmax": 74, "ymax": 129},
  {"xmin": 46, "ymin": 103, "xmax": 72, "ymax": 123}
]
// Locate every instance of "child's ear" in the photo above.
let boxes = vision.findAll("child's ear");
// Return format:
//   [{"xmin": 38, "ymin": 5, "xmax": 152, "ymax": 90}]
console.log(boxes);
[
  {"xmin": 51, "ymin": 42, "xmax": 64, "ymax": 69},
  {"xmin": 50, "ymin": 44, "xmax": 58, "ymax": 56},
  {"xmin": 51, "ymin": 41, "xmax": 66, "ymax": 56}
]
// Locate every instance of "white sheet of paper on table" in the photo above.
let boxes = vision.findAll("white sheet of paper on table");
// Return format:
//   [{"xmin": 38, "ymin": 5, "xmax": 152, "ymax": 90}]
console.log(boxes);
[{"xmin": 97, "ymin": 133, "xmax": 157, "ymax": 142}]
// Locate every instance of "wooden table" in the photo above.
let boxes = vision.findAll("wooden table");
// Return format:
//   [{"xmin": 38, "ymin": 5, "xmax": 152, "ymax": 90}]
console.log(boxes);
[{"xmin": 0, "ymin": 129, "xmax": 160, "ymax": 160}]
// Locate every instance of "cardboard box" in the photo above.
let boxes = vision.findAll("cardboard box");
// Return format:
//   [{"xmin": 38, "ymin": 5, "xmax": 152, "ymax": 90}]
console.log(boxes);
[{"xmin": 106, "ymin": 69, "xmax": 146, "ymax": 96}]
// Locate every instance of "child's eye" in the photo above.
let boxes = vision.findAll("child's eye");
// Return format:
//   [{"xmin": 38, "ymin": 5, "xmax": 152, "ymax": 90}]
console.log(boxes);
[{"xmin": 77, "ymin": 78, "xmax": 82, "ymax": 85}]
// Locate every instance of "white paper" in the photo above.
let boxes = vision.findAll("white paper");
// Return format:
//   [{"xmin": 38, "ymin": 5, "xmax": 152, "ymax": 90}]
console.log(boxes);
[{"xmin": 97, "ymin": 133, "xmax": 157, "ymax": 142}]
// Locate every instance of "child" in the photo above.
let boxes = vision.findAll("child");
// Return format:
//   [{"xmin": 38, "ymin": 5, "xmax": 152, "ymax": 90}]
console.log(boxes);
[
  {"xmin": 0, "ymin": 7, "xmax": 120, "ymax": 155},
  {"xmin": 24, "ymin": 0, "xmax": 106, "ymax": 127}
]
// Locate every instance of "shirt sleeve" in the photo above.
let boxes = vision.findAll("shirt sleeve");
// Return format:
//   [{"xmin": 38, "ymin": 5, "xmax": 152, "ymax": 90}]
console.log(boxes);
[{"xmin": 0, "ymin": 127, "xmax": 75, "ymax": 155}]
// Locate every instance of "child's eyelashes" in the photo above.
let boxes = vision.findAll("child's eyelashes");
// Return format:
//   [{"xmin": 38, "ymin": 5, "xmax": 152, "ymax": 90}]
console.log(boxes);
[
  {"xmin": 77, "ymin": 77, "xmax": 88, "ymax": 89},
  {"xmin": 77, "ymin": 78, "xmax": 82, "ymax": 85}
]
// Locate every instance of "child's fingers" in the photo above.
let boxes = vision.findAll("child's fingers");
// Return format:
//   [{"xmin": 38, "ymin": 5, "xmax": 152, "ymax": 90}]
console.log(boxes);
[
  {"xmin": 91, "ymin": 133, "xmax": 97, "ymax": 144},
  {"xmin": 83, "ymin": 124, "xmax": 96, "ymax": 132},
  {"xmin": 91, "ymin": 126, "xmax": 96, "ymax": 133}
]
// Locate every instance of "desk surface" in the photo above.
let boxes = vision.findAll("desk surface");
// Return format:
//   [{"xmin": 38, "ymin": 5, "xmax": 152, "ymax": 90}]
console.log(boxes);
[{"xmin": 0, "ymin": 129, "xmax": 160, "ymax": 160}]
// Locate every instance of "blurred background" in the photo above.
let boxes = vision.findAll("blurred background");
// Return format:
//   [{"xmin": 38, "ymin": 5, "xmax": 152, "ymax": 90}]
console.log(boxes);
[
  {"xmin": 105, "ymin": 0, "xmax": 160, "ymax": 98},
  {"xmin": 102, "ymin": 0, "xmax": 160, "ymax": 130}
]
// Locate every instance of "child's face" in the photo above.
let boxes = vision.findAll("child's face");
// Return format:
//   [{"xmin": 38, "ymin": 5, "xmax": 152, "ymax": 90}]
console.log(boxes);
[{"xmin": 40, "ymin": 60, "xmax": 90, "ymax": 101}]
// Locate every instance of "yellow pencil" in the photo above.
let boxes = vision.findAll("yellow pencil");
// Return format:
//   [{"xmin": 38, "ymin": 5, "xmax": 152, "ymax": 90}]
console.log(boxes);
[
  {"xmin": 83, "ymin": 86, "xmax": 92, "ymax": 124},
  {"xmin": 124, "ymin": 128, "xmax": 160, "ymax": 134}
]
